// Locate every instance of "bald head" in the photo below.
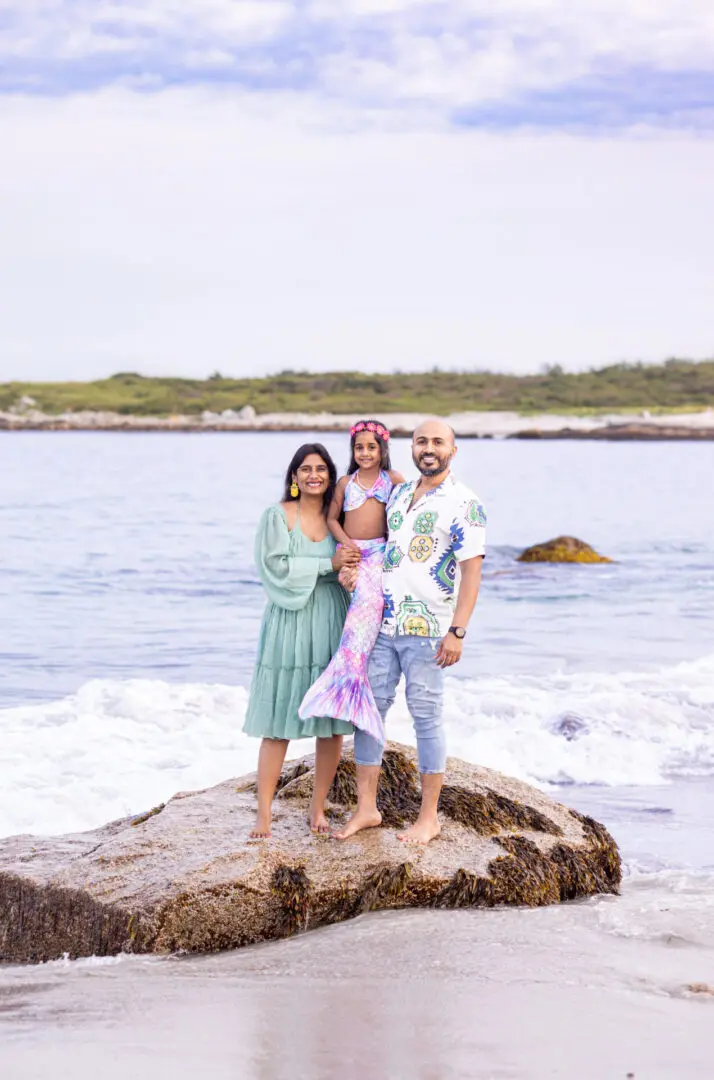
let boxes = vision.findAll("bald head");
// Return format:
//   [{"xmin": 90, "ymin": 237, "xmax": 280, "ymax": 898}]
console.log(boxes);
[
  {"xmin": 412, "ymin": 419, "xmax": 457, "ymax": 479},
  {"xmin": 413, "ymin": 419, "xmax": 455, "ymax": 445}
]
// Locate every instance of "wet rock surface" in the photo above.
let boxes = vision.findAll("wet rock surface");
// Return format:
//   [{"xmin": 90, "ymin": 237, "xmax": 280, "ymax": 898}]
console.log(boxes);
[
  {"xmin": 518, "ymin": 536, "xmax": 613, "ymax": 563},
  {"xmin": 0, "ymin": 743, "xmax": 621, "ymax": 964}
]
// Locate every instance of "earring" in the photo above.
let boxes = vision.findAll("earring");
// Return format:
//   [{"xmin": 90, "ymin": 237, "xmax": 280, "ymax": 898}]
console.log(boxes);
[{"xmin": 290, "ymin": 480, "xmax": 299, "ymax": 498}]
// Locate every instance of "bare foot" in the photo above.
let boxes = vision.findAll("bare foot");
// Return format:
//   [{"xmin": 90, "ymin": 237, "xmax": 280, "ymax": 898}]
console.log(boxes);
[
  {"xmin": 250, "ymin": 813, "xmax": 272, "ymax": 839},
  {"xmin": 308, "ymin": 808, "xmax": 331, "ymax": 835},
  {"xmin": 333, "ymin": 808, "xmax": 382, "ymax": 840},
  {"xmin": 397, "ymin": 818, "xmax": 441, "ymax": 845}
]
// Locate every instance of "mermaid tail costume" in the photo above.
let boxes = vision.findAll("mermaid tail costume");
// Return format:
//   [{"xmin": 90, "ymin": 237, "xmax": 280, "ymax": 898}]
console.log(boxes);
[{"xmin": 299, "ymin": 471, "xmax": 393, "ymax": 740}]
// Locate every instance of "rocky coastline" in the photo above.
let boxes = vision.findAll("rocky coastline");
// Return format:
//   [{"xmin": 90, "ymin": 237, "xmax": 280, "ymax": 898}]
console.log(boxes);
[{"xmin": 2, "ymin": 404, "xmax": 714, "ymax": 440}]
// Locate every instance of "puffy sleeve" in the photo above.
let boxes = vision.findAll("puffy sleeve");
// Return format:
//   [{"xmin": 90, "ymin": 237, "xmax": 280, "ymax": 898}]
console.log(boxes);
[{"xmin": 254, "ymin": 505, "xmax": 334, "ymax": 611}]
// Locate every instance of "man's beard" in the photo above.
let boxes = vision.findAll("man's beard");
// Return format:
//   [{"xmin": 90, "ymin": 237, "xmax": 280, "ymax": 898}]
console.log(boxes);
[{"xmin": 413, "ymin": 451, "xmax": 451, "ymax": 477}]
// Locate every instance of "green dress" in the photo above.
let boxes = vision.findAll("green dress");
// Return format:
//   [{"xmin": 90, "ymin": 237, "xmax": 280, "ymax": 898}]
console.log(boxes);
[{"xmin": 243, "ymin": 504, "xmax": 353, "ymax": 740}]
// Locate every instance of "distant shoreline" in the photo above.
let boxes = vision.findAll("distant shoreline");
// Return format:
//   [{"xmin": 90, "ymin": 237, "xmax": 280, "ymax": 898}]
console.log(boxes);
[{"xmin": 2, "ymin": 409, "xmax": 714, "ymax": 440}]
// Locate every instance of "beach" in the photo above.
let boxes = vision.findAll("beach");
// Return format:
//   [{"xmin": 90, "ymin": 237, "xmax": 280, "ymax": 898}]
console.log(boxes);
[
  {"xmin": 1, "ymin": 431, "xmax": 713, "ymax": 1076},
  {"xmin": 2, "ymin": 855, "xmax": 713, "ymax": 1080}
]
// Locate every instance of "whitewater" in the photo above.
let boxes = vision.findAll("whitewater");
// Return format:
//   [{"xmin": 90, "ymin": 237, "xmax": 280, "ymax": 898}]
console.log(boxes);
[{"xmin": 2, "ymin": 654, "xmax": 714, "ymax": 839}]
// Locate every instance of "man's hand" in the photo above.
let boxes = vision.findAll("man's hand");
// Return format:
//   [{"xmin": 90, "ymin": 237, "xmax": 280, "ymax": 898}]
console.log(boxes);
[{"xmin": 435, "ymin": 632, "xmax": 463, "ymax": 668}]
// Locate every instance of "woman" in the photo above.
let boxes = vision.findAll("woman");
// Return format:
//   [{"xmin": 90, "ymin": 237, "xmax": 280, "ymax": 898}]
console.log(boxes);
[{"xmin": 243, "ymin": 443, "xmax": 361, "ymax": 838}]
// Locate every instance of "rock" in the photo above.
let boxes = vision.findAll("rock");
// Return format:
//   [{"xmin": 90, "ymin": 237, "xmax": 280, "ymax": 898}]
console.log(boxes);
[
  {"xmin": 239, "ymin": 404, "xmax": 256, "ymax": 421},
  {"xmin": 518, "ymin": 536, "xmax": 612, "ymax": 563},
  {"xmin": 0, "ymin": 743, "xmax": 621, "ymax": 964},
  {"xmin": 548, "ymin": 712, "xmax": 589, "ymax": 741},
  {"xmin": 511, "ymin": 425, "xmax": 714, "ymax": 441}
]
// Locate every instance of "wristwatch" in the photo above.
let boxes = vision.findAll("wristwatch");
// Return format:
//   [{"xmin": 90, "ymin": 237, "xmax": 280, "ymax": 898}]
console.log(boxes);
[{"xmin": 448, "ymin": 626, "xmax": 466, "ymax": 639}]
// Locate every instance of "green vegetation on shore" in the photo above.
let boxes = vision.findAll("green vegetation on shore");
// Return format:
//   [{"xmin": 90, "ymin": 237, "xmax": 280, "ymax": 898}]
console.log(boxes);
[{"xmin": 2, "ymin": 360, "xmax": 713, "ymax": 417}]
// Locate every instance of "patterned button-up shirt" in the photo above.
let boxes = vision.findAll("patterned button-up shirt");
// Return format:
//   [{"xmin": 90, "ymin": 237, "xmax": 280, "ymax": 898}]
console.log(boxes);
[{"xmin": 380, "ymin": 474, "xmax": 487, "ymax": 638}]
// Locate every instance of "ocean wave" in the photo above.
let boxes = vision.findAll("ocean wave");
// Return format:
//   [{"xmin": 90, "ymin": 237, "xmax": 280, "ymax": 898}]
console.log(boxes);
[
  {"xmin": 1, "ymin": 654, "xmax": 713, "ymax": 839},
  {"xmin": 442, "ymin": 653, "xmax": 714, "ymax": 789}
]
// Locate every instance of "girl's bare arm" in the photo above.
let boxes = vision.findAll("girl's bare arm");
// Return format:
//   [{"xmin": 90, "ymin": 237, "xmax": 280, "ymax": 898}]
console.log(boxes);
[
  {"xmin": 388, "ymin": 469, "xmax": 406, "ymax": 485},
  {"xmin": 327, "ymin": 478, "xmax": 357, "ymax": 549}
]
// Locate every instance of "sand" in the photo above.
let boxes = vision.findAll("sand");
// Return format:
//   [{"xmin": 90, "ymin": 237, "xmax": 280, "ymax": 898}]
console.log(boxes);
[{"xmin": 1, "ymin": 896, "xmax": 712, "ymax": 1080}]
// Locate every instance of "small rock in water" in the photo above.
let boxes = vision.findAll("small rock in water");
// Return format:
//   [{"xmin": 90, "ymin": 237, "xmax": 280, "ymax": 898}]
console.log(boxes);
[
  {"xmin": 549, "ymin": 712, "xmax": 589, "ymax": 741},
  {"xmin": 517, "ymin": 536, "xmax": 612, "ymax": 563}
]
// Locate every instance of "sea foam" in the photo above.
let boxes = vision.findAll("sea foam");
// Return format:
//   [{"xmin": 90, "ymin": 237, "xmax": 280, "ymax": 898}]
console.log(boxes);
[{"xmin": 1, "ymin": 653, "xmax": 713, "ymax": 839}]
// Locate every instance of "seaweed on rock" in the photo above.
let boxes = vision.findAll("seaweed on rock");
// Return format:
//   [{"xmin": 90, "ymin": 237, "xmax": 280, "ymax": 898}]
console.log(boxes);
[
  {"xmin": 517, "ymin": 536, "xmax": 612, "ymax": 564},
  {"xmin": 271, "ymin": 865, "xmax": 311, "ymax": 932},
  {"xmin": 439, "ymin": 785, "xmax": 563, "ymax": 837},
  {"xmin": 433, "ymin": 829, "xmax": 621, "ymax": 910},
  {"xmin": 359, "ymin": 862, "xmax": 414, "ymax": 913},
  {"xmin": 275, "ymin": 762, "xmax": 311, "ymax": 794},
  {"xmin": 329, "ymin": 748, "xmax": 421, "ymax": 827},
  {"xmin": 130, "ymin": 803, "xmax": 165, "ymax": 827},
  {"xmin": 568, "ymin": 811, "xmax": 622, "ymax": 890}
]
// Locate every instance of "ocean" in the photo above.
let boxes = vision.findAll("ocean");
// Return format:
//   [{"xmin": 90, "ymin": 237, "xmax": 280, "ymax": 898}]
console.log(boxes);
[{"xmin": 1, "ymin": 431, "xmax": 713, "ymax": 1077}]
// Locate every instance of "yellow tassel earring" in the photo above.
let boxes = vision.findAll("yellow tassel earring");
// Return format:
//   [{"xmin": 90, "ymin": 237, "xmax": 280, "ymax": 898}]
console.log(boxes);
[{"xmin": 290, "ymin": 479, "xmax": 299, "ymax": 498}]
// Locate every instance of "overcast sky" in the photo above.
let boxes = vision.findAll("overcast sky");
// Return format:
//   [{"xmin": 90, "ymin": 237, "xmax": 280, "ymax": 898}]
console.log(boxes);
[{"xmin": 1, "ymin": 1, "xmax": 713, "ymax": 382}]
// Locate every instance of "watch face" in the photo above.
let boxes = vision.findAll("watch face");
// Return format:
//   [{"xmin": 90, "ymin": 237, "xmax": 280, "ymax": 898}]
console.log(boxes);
[{"xmin": 452, "ymin": 626, "xmax": 466, "ymax": 639}]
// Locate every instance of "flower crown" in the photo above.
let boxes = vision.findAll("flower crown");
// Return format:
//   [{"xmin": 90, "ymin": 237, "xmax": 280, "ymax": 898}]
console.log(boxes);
[{"xmin": 350, "ymin": 420, "xmax": 390, "ymax": 442}]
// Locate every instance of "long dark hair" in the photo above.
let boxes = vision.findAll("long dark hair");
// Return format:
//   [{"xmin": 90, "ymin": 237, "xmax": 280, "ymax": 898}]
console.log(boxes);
[
  {"xmin": 347, "ymin": 419, "xmax": 392, "ymax": 475},
  {"xmin": 283, "ymin": 443, "xmax": 337, "ymax": 513}
]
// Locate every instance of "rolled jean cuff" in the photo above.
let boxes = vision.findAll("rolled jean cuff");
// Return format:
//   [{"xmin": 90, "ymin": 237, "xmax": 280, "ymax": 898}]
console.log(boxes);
[{"xmin": 353, "ymin": 729, "xmax": 384, "ymax": 768}]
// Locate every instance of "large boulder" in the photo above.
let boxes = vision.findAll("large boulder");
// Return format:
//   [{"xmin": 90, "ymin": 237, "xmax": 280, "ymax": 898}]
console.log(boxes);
[
  {"xmin": 518, "ymin": 536, "xmax": 612, "ymax": 563},
  {"xmin": 0, "ymin": 744, "xmax": 621, "ymax": 964}
]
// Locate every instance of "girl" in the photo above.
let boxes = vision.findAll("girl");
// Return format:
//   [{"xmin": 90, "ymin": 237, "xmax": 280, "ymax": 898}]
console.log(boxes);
[
  {"xmin": 299, "ymin": 420, "xmax": 404, "ymax": 740},
  {"xmin": 243, "ymin": 443, "xmax": 361, "ymax": 837}
]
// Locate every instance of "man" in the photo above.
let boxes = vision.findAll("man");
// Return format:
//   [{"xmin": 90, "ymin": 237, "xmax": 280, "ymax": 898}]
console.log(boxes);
[{"xmin": 336, "ymin": 419, "xmax": 486, "ymax": 844}]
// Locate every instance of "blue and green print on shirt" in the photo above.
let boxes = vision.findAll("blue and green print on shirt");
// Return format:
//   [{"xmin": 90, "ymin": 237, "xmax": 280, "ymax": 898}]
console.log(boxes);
[{"xmin": 380, "ymin": 475, "xmax": 486, "ymax": 638}]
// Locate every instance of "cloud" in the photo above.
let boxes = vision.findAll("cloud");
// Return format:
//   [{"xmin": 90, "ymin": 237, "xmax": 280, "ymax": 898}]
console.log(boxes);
[
  {"xmin": 1, "ymin": 89, "xmax": 712, "ymax": 381},
  {"xmin": 0, "ymin": 1, "xmax": 713, "ymax": 130},
  {"xmin": 1, "ymin": 6, "xmax": 712, "ymax": 380}
]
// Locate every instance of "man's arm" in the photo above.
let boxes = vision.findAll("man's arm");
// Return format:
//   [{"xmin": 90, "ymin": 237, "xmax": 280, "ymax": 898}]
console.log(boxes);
[{"xmin": 435, "ymin": 556, "xmax": 483, "ymax": 668}]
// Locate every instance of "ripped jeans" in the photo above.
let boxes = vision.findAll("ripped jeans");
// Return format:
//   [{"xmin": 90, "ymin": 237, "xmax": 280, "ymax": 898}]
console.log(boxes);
[{"xmin": 353, "ymin": 633, "xmax": 446, "ymax": 774}]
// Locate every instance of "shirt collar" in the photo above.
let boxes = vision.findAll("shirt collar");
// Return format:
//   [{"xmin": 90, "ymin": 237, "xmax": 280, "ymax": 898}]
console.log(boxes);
[
  {"xmin": 405, "ymin": 472, "xmax": 455, "ymax": 493},
  {"xmin": 401, "ymin": 472, "xmax": 456, "ymax": 505}
]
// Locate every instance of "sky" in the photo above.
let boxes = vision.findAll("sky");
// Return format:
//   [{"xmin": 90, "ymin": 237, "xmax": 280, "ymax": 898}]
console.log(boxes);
[{"xmin": 1, "ymin": 1, "xmax": 713, "ymax": 382}]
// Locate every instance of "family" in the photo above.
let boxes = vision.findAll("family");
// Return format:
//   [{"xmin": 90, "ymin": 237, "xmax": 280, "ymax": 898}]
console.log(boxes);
[{"xmin": 243, "ymin": 419, "xmax": 487, "ymax": 844}]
